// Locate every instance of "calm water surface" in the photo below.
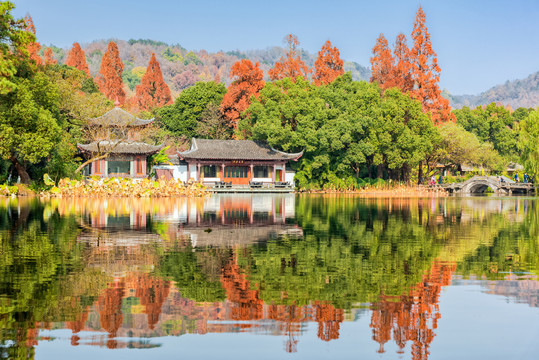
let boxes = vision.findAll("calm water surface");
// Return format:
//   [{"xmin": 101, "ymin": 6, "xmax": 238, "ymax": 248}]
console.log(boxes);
[{"xmin": 1, "ymin": 194, "xmax": 539, "ymax": 360}]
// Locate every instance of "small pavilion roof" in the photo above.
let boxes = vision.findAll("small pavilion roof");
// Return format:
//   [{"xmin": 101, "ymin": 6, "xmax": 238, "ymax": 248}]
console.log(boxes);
[
  {"xmin": 178, "ymin": 138, "xmax": 303, "ymax": 161},
  {"xmin": 89, "ymin": 106, "xmax": 155, "ymax": 127},
  {"xmin": 77, "ymin": 141, "xmax": 163, "ymax": 155}
]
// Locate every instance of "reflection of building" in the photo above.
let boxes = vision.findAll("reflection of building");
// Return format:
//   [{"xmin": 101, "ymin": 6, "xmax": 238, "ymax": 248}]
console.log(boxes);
[
  {"xmin": 176, "ymin": 138, "xmax": 302, "ymax": 186},
  {"xmin": 78, "ymin": 102, "xmax": 162, "ymax": 178},
  {"xmin": 170, "ymin": 194, "xmax": 301, "ymax": 247}
]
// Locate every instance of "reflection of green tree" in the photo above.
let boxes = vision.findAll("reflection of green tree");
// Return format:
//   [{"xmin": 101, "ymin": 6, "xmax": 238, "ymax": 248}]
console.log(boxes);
[
  {"xmin": 0, "ymin": 201, "xmax": 104, "ymax": 360},
  {"xmin": 158, "ymin": 246, "xmax": 227, "ymax": 302},
  {"xmin": 237, "ymin": 197, "xmax": 447, "ymax": 308},
  {"xmin": 458, "ymin": 201, "xmax": 539, "ymax": 279}
]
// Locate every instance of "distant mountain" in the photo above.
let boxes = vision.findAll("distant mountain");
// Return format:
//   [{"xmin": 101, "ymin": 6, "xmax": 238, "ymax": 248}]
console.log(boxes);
[
  {"xmin": 447, "ymin": 71, "xmax": 539, "ymax": 110},
  {"xmin": 46, "ymin": 39, "xmax": 370, "ymax": 98}
]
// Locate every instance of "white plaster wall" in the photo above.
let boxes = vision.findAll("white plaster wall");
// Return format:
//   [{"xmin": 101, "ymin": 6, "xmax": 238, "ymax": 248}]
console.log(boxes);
[
  {"xmin": 152, "ymin": 165, "xmax": 185, "ymax": 182},
  {"xmin": 285, "ymin": 171, "xmax": 295, "ymax": 184}
]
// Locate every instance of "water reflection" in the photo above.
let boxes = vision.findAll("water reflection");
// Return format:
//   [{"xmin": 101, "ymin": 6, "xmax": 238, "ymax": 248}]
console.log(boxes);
[{"xmin": 0, "ymin": 195, "xmax": 538, "ymax": 359}]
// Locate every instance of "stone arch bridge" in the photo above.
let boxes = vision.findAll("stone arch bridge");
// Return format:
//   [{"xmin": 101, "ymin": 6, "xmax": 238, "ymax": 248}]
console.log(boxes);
[{"xmin": 441, "ymin": 176, "xmax": 534, "ymax": 195}]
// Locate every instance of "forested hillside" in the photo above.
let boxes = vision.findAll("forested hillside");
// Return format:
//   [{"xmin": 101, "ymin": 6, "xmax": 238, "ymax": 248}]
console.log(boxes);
[
  {"xmin": 447, "ymin": 71, "xmax": 539, "ymax": 109},
  {"xmin": 43, "ymin": 39, "xmax": 370, "ymax": 97}
]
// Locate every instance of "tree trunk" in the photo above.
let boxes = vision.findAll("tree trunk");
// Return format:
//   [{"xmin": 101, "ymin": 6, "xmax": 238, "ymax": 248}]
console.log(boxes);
[
  {"xmin": 10, "ymin": 157, "xmax": 31, "ymax": 184},
  {"xmin": 418, "ymin": 161, "xmax": 424, "ymax": 185},
  {"xmin": 75, "ymin": 154, "xmax": 109, "ymax": 174},
  {"xmin": 377, "ymin": 164, "xmax": 383, "ymax": 179}
]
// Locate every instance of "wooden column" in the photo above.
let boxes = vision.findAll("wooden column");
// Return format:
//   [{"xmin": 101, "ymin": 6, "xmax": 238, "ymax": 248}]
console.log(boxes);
[
  {"xmin": 250, "ymin": 163, "xmax": 254, "ymax": 181},
  {"xmin": 272, "ymin": 164, "xmax": 276, "ymax": 183},
  {"xmin": 197, "ymin": 163, "xmax": 201, "ymax": 181},
  {"xmin": 221, "ymin": 164, "xmax": 225, "ymax": 181}
]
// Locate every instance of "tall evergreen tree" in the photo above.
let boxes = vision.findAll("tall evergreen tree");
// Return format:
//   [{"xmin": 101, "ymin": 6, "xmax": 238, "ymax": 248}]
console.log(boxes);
[
  {"xmin": 135, "ymin": 53, "xmax": 172, "ymax": 111},
  {"xmin": 392, "ymin": 33, "xmax": 413, "ymax": 93},
  {"xmin": 410, "ymin": 7, "xmax": 453, "ymax": 124},
  {"xmin": 65, "ymin": 42, "xmax": 90, "ymax": 76},
  {"xmin": 23, "ymin": 14, "xmax": 42, "ymax": 65},
  {"xmin": 43, "ymin": 48, "xmax": 56, "ymax": 65},
  {"xmin": 95, "ymin": 41, "xmax": 125, "ymax": 104},
  {"xmin": 313, "ymin": 40, "xmax": 344, "ymax": 86},
  {"xmin": 220, "ymin": 59, "xmax": 265, "ymax": 128},
  {"xmin": 370, "ymin": 34, "xmax": 394, "ymax": 90},
  {"xmin": 268, "ymin": 34, "xmax": 310, "ymax": 82}
]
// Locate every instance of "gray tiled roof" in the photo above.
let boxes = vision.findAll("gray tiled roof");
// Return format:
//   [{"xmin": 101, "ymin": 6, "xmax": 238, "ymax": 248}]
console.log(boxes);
[
  {"xmin": 77, "ymin": 141, "xmax": 163, "ymax": 155},
  {"xmin": 178, "ymin": 138, "xmax": 303, "ymax": 161},
  {"xmin": 90, "ymin": 107, "xmax": 155, "ymax": 127}
]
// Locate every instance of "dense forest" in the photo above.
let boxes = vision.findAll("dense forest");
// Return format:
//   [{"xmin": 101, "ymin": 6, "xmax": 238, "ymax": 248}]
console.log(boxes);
[{"xmin": 1, "ymin": 1, "xmax": 539, "ymax": 190}]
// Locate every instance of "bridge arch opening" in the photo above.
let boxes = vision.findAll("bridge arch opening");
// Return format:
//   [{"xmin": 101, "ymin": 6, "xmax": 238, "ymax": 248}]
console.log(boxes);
[{"xmin": 467, "ymin": 182, "xmax": 497, "ymax": 194}]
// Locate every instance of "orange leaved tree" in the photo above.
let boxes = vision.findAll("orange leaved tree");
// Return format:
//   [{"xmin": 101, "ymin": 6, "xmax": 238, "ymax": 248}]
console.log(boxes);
[
  {"xmin": 135, "ymin": 53, "xmax": 172, "ymax": 111},
  {"xmin": 43, "ymin": 48, "xmax": 56, "ymax": 65},
  {"xmin": 410, "ymin": 7, "xmax": 454, "ymax": 124},
  {"xmin": 313, "ymin": 40, "xmax": 344, "ymax": 86},
  {"xmin": 95, "ymin": 41, "xmax": 125, "ymax": 104},
  {"xmin": 268, "ymin": 34, "xmax": 310, "ymax": 82},
  {"xmin": 392, "ymin": 33, "xmax": 413, "ymax": 93},
  {"xmin": 23, "ymin": 15, "xmax": 42, "ymax": 65},
  {"xmin": 65, "ymin": 42, "xmax": 90, "ymax": 76},
  {"xmin": 220, "ymin": 59, "xmax": 265, "ymax": 128},
  {"xmin": 370, "ymin": 33, "xmax": 394, "ymax": 90}
]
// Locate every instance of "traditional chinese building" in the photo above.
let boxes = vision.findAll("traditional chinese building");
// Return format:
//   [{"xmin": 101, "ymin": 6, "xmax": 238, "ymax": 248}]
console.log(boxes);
[
  {"xmin": 78, "ymin": 102, "xmax": 163, "ymax": 178},
  {"xmin": 176, "ymin": 138, "xmax": 302, "ymax": 186}
]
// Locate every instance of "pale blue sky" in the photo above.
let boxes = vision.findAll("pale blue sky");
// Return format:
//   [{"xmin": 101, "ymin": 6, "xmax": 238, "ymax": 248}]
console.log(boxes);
[{"xmin": 11, "ymin": 0, "xmax": 539, "ymax": 95}]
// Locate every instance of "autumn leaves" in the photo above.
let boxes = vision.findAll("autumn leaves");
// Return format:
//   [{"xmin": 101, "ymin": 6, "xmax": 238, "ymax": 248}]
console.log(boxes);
[
  {"xmin": 370, "ymin": 7, "xmax": 453, "ymax": 124},
  {"xmin": 87, "ymin": 42, "xmax": 172, "ymax": 111},
  {"xmin": 222, "ymin": 35, "xmax": 345, "ymax": 129}
]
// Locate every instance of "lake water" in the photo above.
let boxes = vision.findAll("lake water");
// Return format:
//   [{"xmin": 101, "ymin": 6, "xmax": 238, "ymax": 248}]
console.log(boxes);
[{"xmin": 1, "ymin": 194, "xmax": 539, "ymax": 360}]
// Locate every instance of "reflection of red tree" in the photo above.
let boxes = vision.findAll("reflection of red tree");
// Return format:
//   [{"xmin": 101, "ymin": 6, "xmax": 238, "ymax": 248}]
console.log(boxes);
[
  {"xmin": 221, "ymin": 258, "xmax": 264, "ymax": 323},
  {"xmin": 370, "ymin": 261, "xmax": 456, "ymax": 359},
  {"xmin": 133, "ymin": 274, "xmax": 171, "ymax": 329},
  {"xmin": 98, "ymin": 279, "xmax": 125, "ymax": 348},
  {"xmin": 268, "ymin": 304, "xmax": 305, "ymax": 353},
  {"xmin": 314, "ymin": 302, "xmax": 344, "ymax": 342},
  {"xmin": 66, "ymin": 307, "xmax": 90, "ymax": 346}
]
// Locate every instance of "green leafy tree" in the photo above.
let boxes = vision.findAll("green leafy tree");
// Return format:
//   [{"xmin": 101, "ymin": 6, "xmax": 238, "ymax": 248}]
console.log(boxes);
[
  {"xmin": 157, "ymin": 81, "xmax": 226, "ymax": 138},
  {"xmin": 0, "ymin": 1, "xmax": 34, "ymax": 94},
  {"xmin": 454, "ymin": 103, "xmax": 518, "ymax": 159},
  {"xmin": 241, "ymin": 74, "xmax": 436, "ymax": 189},
  {"xmin": 0, "ymin": 72, "xmax": 61, "ymax": 183},
  {"xmin": 519, "ymin": 109, "xmax": 539, "ymax": 182}
]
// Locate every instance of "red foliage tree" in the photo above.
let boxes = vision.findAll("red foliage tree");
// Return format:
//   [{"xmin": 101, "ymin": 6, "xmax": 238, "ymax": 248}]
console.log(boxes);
[
  {"xmin": 392, "ymin": 33, "xmax": 413, "ymax": 93},
  {"xmin": 409, "ymin": 7, "xmax": 454, "ymax": 124},
  {"xmin": 23, "ymin": 15, "xmax": 42, "ymax": 65},
  {"xmin": 135, "ymin": 53, "xmax": 172, "ymax": 111},
  {"xmin": 370, "ymin": 33, "xmax": 394, "ymax": 90},
  {"xmin": 313, "ymin": 40, "xmax": 344, "ymax": 86},
  {"xmin": 268, "ymin": 34, "xmax": 310, "ymax": 82},
  {"xmin": 43, "ymin": 48, "xmax": 56, "ymax": 65},
  {"xmin": 96, "ymin": 41, "xmax": 126, "ymax": 104},
  {"xmin": 220, "ymin": 59, "xmax": 265, "ymax": 128},
  {"xmin": 65, "ymin": 42, "xmax": 90, "ymax": 76}
]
